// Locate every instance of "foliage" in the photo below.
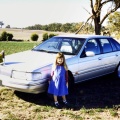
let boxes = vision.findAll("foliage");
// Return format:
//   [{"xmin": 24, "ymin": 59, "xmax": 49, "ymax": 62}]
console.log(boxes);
[
  {"xmin": 93, "ymin": 0, "xmax": 120, "ymax": 35},
  {"xmin": 31, "ymin": 33, "xmax": 39, "ymax": 41},
  {"xmin": 42, "ymin": 32, "xmax": 48, "ymax": 41},
  {"xmin": 6, "ymin": 25, "xmax": 11, "ymax": 28},
  {"xmin": 107, "ymin": 11, "xmax": 120, "ymax": 33},
  {"xmin": 0, "ymin": 31, "xmax": 7, "ymax": 41},
  {"xmin": 0, "ymin": 21, "xmax": 4, "ymax": 28},
  {"xmin": 49, "ymin": 33, "xmax": 57, "ymax": 38},
  {"xmin": 0, "ymin": 31, "xmax": 13, "ymax": 41},
  {"xmin": 25, "ymin": 22, "xmax": 94, "ymax": 34},
  {"xmin": 7, "ymin": 33, "xmax": 13, "ymax": 41},
  {"xmin": 78, "ymin": 0, "xmax": 120, "ymax": 35}
]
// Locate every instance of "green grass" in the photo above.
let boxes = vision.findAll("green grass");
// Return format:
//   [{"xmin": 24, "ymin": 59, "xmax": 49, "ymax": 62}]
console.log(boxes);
[{"xmin": 0, "ymin": 41, "xmax": 40, "ymax": 55}]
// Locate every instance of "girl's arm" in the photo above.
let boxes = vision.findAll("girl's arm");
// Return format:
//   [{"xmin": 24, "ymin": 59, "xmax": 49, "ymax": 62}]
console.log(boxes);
[
  {"xmin": 48, "ymin": 71, "xmax": 54, "ymax": 83},
  {"xmin": 65, "ymin": 71, "xmax": 68, "ymax": 88},
  {"xmin": 65, "ymin": 71, "xmax": 68, "ymax": 82}
]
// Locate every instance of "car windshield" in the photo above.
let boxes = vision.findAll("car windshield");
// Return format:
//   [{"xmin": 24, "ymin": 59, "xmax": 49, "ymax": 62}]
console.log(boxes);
[{"xmin": 32, "ymin": 36, "xmax": 86, "ymax": 55}]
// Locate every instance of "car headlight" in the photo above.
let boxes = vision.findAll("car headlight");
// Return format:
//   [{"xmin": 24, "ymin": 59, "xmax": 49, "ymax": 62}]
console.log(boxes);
[{"xmin": 12, "ymin": 71, "xmax": 42, "ymax": 81}]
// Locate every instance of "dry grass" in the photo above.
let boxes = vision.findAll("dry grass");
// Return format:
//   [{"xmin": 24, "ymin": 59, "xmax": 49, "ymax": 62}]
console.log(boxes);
[{"xmin": 0, "ymin": 28, "xmax": 66, "ymax": 41}]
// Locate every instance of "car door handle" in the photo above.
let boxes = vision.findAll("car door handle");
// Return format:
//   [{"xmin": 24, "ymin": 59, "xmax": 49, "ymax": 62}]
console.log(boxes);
[{"xmin": 98, "ymin": 57, "xmax": 102, "ymax": 60}]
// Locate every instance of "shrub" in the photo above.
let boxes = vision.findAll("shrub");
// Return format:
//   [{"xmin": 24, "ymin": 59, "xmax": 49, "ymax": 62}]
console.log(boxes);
[
  {"xmin": 0, "ymin": 31, "xmax": 7, "ymax": 41},
  {"xmin": 42, "ymin": 32, "xmax": 48, "ymax": 41},
  {"xmin": 7, "ymin": 33, "xmax": 13, "ymax": 41},
  {"xmin": 49, "ymin": 33, "xmax": 57, "ymax": 38},
  {"xmin": 31, "ymin": 33, "xmax": 39, "ymax": 41}
]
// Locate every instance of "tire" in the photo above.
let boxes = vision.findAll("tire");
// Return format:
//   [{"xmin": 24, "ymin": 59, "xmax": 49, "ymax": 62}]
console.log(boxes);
[
  {"xmin": 113, "ymin": 64, "xmax": 120, "ymax": 80},
  {"xmin": 68, "ymin": 71, "xmax": 75, "ymax": 94},
  {"xmin": 117, "ymin": 65, "xmax": 120, "ymax": 79}
]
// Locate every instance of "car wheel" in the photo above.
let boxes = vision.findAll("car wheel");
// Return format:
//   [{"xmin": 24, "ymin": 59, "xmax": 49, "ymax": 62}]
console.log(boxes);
[
  {"xmin": 113, "ymin": 64, "xmax": 120, "ymax": 79},
  {"xmin": 117, "ymin": 65, "xmax": 120, "ymax": 79},
  {"xmin": 68, "ymin": 71, "xmax": 75, "ymax": 94}
]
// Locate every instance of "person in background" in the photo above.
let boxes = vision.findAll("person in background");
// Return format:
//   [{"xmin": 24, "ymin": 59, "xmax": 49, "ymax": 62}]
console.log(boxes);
[{"xmin": 48, "ymin": 52, "xmax": 69, "ymax": 108}]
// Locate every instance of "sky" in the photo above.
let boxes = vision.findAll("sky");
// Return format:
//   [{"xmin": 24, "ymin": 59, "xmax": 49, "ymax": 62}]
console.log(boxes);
[{"xmin": 0, "ymin": 0, "xmax": 119, "ymax": 28}]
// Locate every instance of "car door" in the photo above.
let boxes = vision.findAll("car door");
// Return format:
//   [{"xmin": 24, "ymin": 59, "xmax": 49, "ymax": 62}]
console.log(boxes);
[
  {"xmin": 98, "ymin": 38, "xmax": 119, "ymax": 73},
  {"xmin": 76, "ymin": 39, "xmax": 105, "ymax": 82}
]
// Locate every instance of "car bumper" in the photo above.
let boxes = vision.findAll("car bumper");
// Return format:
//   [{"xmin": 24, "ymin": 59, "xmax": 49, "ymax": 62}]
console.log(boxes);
[{"xmin": 0, "ymin": 74, "xmax": 48, "ymax": 94}]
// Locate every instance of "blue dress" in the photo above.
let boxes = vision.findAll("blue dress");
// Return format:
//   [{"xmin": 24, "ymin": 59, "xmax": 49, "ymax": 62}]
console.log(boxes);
[{"xmin": 48, "ymin": 65, "xmax": 68, "ymax": 96}]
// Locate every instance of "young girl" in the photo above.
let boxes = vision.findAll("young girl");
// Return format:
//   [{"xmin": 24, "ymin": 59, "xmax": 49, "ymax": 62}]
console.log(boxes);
[{"xmin": 48, "ymin": 52, "xmax": 69, "ymax": 108}]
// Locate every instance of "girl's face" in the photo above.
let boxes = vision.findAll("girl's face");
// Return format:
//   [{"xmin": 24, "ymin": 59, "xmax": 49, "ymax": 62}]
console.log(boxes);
[{"xmin": 57, "ymin": 57, "xmax": 63, "ymax": 65}]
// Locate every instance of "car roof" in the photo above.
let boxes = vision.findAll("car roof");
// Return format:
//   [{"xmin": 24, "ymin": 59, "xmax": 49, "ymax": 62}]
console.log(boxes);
[{"xmin": 56, "ymin": 34, "xmax": 112, "ymax": 39}]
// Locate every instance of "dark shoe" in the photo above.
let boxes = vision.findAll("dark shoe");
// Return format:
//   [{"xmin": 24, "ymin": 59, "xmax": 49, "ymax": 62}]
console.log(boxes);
[
  {"xmin": 54, "ymin": 103, "xmax": 61, "ymax": 109},
  {"xmin": 63, "ymin": 101, "xmax": 70, "ymax": 108}
]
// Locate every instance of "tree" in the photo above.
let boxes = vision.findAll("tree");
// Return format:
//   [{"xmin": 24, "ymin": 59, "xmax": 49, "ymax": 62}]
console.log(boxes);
[
  {"xmin": 107, "ymin": 11, "xmax": 120, "ymax": 33},
  {"xmin": 6, "ymin": 25, "xmax": 11, "ymax": 28},
  {"xmin": 61, "ymin": 23, "xmax": 72, "ymax": 32},
  {"xmin": 76, "ymin": 0, "xmax": 120, "ymax": 35},
  {"xmin": 0, "ymin": 21, "xmax": 4, "ymax": 28}
]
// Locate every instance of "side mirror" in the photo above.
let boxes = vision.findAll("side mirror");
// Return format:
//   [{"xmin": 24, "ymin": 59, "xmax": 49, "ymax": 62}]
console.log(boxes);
[{"xmin": 86, "ymin": 51, "xmax": 95, "ymax": 57}]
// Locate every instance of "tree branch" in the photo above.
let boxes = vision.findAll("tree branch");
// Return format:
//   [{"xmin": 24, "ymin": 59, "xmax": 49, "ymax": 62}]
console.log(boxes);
[{"xmin": 75, "ymin": 15, "xmax": 93, "ymax": 34}]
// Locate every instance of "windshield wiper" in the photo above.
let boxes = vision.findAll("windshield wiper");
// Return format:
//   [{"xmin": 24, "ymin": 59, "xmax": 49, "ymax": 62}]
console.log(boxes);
[
  {"xmin": 32, "ymin": 49, "xmax": 60, "ymax": 53},
  {"xmin": 32, "ymin": 49, "xmax": 48, "ymax": 52},
  {"xmin": 61, "ymin": 52, "xmax": 75, "ymax": 55}
]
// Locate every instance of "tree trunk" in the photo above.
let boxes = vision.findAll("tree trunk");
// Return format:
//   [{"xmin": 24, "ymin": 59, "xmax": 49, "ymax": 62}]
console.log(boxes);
[{"xmin": 94, "ymin": 15, "xmax": 101, "ymax": 35}]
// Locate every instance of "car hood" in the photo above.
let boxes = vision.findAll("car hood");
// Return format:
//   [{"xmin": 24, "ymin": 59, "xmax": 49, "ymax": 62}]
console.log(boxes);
[{"xmin": 4, "ymin": 50, "xmax": 72, "ymax": 72}]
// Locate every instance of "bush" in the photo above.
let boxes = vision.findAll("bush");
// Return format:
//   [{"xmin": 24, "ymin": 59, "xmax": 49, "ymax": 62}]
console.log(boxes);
[
  {"xmin": 42, "ymin": 33, "xmax": 48, "ymax": 41},
  {"xmin": 31, "ymin": 33, "xmax": 39, "ymax": 41},
  {"xmin": 7, "ymin": 33, "xmax": 13, "ymax": 41},
  {"xmin": 0, "ymin": 31, "xmax": 7, "ymax": 41},
  {"xmin": 49, "ymin": 33, "xmax": 57, "ymax": 38},
  {"xmin": 0, "ymin": 31, "xmax": 13, "ymax": 41}
]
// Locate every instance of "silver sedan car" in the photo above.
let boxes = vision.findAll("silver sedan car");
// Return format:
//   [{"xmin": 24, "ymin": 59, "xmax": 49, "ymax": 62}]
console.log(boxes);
[{"xmin": 0, "ymin": 34, "xmax": 120, "ymax": 94}]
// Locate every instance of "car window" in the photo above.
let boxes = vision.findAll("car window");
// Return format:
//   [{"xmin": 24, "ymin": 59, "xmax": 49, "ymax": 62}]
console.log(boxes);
[
  {"xmin": 33, "ymin": 37, "xmax": 86, "ymax": 55},
  {"xmin": 99, "ymin": 39, "xmax": 112, "ymax": 53},
  {"xmin": 60, "ymin": 41, "xmax": 73, "ymax": 53},
  {"xmin": 110, "ymin": 38, "xmax": 120, "ymax": 51},
  {"xmin": 85, "ymin": 39, "xmax": 100, "ymax": 55}
]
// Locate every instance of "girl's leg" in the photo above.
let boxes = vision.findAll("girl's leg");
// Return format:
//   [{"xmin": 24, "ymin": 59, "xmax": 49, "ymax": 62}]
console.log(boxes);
[
  {"xmin": 62, "ymin": 95, "xmax": 66, "ymax": 101},
  {"xmin": 53, "ymin": 95, "xmax": 58, "ymax": 102},
  {"xmin": 62, "ymin": 95, "xmax": 69, "ymax": 106},
  {"xmin": 53, "ymin": 95, "xmax": 61, "ymax": 108}
]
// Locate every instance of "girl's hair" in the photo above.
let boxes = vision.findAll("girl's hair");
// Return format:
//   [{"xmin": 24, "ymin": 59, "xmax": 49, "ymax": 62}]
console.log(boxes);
[{"xmin": 53, "ymin": 52, "xmax": 68, "ymax": 71}]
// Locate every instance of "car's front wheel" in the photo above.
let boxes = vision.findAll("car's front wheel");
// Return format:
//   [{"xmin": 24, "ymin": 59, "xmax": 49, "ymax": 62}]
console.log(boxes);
[{"xmin": 68, "ymin": 71, "xmax": 75, "ymax": 94}]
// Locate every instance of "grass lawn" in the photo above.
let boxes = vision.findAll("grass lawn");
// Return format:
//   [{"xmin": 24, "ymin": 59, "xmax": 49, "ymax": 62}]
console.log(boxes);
[{"xmin": 0, "ymin": 41, "xmax": 40, "ymax": 55}]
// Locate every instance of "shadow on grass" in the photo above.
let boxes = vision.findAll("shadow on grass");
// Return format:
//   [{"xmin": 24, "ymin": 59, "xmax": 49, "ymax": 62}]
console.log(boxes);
[{"xmin": 14, "ymin": 74, "xmax": 120, "ymax": 110}]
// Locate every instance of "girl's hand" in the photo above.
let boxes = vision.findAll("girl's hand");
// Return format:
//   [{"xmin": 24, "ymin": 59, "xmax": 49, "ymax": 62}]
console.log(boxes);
[
  {"xmin": 66, "ymin": 82, "xmax": 68, "ymax": 88},
  {"xmin": 48, "ymin": 81, "xmax": 50, "ymax": 84}
]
